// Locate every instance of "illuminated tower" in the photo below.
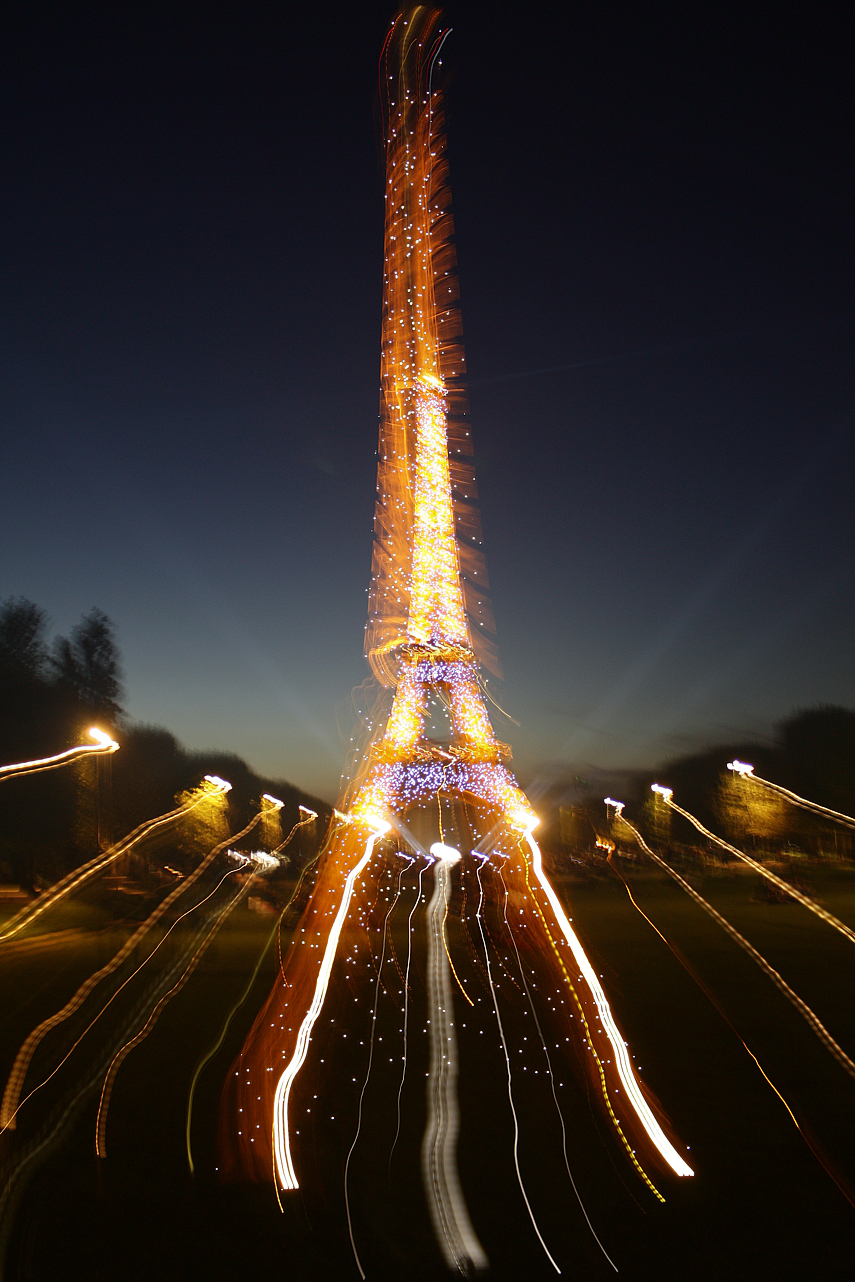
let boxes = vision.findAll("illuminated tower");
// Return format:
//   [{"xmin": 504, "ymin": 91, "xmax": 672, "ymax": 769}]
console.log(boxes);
[
  {"xmin": 220, "ymin": 8, "xmax": 693, "ymax": 1240},
  {"xmin": 352, "ymin": 5, "xmax": 531, "ymax": 828}
]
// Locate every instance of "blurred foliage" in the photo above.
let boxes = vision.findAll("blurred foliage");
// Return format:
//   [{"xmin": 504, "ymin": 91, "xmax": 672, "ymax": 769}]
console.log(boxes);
[
  {"xmin": 543, "ymin": 706, "xmax": 855, "ymax": 862},
  {"xmin": 0, "ymin": 597, "xmax": 329, "ymax": 891},
  {"xmin": 713, "ymin": 771, "xmax": 789, "ymax": 848},
  {"xmin": 641, "ymin": 791, "xmax": 672, "ymax": 847}
]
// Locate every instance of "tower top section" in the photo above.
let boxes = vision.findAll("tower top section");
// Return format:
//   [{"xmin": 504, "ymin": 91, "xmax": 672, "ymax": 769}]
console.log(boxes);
[{"xmin": 365, "ymin": 6, "xmax": 500, "ymax": 688}]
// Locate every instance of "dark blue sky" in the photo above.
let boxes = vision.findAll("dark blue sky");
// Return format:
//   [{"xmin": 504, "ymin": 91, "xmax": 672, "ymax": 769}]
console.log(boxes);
[{"xmin": 2, "ymin": 2, "xmax": 852, "ymax": 801}]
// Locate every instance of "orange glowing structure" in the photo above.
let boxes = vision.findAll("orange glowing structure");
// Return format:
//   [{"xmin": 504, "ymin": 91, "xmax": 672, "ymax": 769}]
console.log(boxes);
[
  {"xmin": 220, "ymin": 12, "xmax": 692, "ymax": 1273},
  {"xmin": 350, "ymin": 8, "xmax": 527, "ymax": 828}
]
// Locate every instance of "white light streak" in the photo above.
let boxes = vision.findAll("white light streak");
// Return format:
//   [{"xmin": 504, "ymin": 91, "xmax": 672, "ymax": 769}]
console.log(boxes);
[
  {"xmin": 272, "ymin": 821, "xmax": 389, "ymax": 1191},
  {"xmin": 618, "ymin": 815, "xmax": 855, "ymax": 1081},
  {"xmin": 663, "ymin": 794, "xmax": 855, "ymax": 948},
  {"xmin": 423, "ymin": 847, "xmax": 487, "ymax": 1274},
  {"xmin": 524, "ymin": 828, "xmax": 693, "ymax": 1179},
  {"xmin": 0, "ymin": 727, "xmax": 118, "ymax": 782}
]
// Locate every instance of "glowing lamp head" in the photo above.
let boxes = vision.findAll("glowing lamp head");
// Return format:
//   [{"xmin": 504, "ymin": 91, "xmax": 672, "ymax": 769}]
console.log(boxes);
[
  {"xmin": 299, "ymin": 805, "xmax": 318, "ymax": 818},
  {"xmin": 204, "ymin": 775, "xmax": 232, "ymax": 793},
  {"xmin": 430, "ymin": 842, "xmax": 462, "ymax": 863},
  {"xmin": 251, "ymin": 852, "xmax": 279, "ymax": 871},
  {"xmin": 262, "ymin": 793, "xmax": 284, "ymax": 810},
  {"xmin": 728, "ymin": 760, "xmax": 755, "ymax": 776},
  {"xmin": 604, "ymin": 797, "xmax": 625, "ymax": 817},
  {"xmin": 363, "ymin": 814, "xmax": 391, "ymax": 836},
  {"xmin": 651, "ymin": 783, "xmax": 673, "ymax": 802},
  {"xmin": 510, "ymin": 808, "xmax": 539, "ymax": 833},
  {"xmin": 89, "ymin": 727, "xmax": 118, "ymax": 749}
]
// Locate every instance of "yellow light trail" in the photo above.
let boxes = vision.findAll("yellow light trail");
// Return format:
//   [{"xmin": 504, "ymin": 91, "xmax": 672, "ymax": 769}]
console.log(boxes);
[
  {"xmin": 494, "ymin": 861, "xmax": 618, "ymax": 1273},
  {"xmin": 728, "ymin": 760, "xmax": 855, "ymax": 832},
  {"xmin": 474, "ymin": 853, "xmax": 561, "ymax": 1274},
  {"xmin": 616, "ymin": 810, "xmax": 855, "ymax": 1081},
  {"xmin": 0, "ymin": 790, "xmax": 257, "ymax": 1132},
  {"xmin": 523, "ymin": 824, "xmax": 694, "ymax": 1179},
  {"xmin": 0, "ymin": 776, "xmax": 231, "ymax": 943},
  {"xmin": 0, "ymin": 727, "xmax": 118, "ymax": 782},
  {"xmin": 272, "ymin": 818, "xmax": 390, "ymax": 1193},
  {"xmin": 95, "ymin": 855, "xmax": 270, "ymax": 1158},
  {"xmin": 655, "ymin": 786, "xmax": 855, "ymax": 948}
]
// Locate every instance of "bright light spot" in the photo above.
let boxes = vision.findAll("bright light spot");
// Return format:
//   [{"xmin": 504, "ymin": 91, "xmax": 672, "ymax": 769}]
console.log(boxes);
[
  {"xmin": 262, "ymin": 793, "xmax": 284, "ymax": 809},
  {"xmin": 299, "ymin": 805, "xmax": 319, "ymax": 818},
  {"xmin": 89, "ymin": 727, "xmax": 118, "ymax": 749},
  {"xmin": 204, "ymin": 775, "xmax": 232, "ymax": 793},
  {"xmin": 429, "ymin": 842, "xmax": 461, "ymax": 863},
  {"xmin": 728, "ymin": 760, "xmax": 755, "ymax": 776},
  {"xmin": 363, "ymin": 814, "xmax": 391, "ymax": 835},
  {"xmin": 604, "ymin": 797, "xmax": 625, "ymax": 816},
  {"xmin": 252, "ymin": 852, "xmax": 280, "ymax": 871},
  {"xmin": 651, "ymin": 784, "xmax": 673, "ymax": 801}
]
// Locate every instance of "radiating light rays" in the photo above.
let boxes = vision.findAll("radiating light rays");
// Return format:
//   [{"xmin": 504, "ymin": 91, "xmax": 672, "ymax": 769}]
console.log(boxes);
[
  {"xmin": 727, "ymin": 760, "xmax": 855, "ymax": 832},
  {"xmin": 0, "ymin": 776, "xmax": 231, "ymax": 944},
  {"xmin": 421, "ymin": 844, "xmax": 488, "ymax": 1276},
  {"xmin": 0, "ymin": 727, "xmax": 118, "ymax": 783},
  {"xmin": 1, "ymin": 800, "xmax": 262, "ymax": 1133},
  {"xmin": 272, "ymin": 819, "xmax": 390, "ymax": 1193},
  {"xmin": 616, "ymin": 811, "xmax": 855, "ymax": 1081},
  {"xmin": 474, "ymin": 855, "xmax": 561, "ymax": 1274},
  {"xmin": 523, "ymin": 827, "xmax": 694, "ymax": 1179},
  {"xmin": 344, "ymin": 851, "xmax": 410, "ymax": 1279},
  {"xmin": 656, "ymin": 787, "xmax": 855, "ymax": 948}
]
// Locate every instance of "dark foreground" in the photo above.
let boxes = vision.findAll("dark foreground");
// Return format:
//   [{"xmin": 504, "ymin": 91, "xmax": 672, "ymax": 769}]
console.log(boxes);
[{"xmin": 1, "ymin": 859, "xmax": 854, "ymax": 1281}]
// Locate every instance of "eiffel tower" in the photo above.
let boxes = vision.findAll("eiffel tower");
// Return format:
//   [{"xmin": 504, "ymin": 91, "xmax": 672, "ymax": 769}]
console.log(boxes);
[
  {"xmin": 351, "ymin": 6, "xmax": 532, "ymax": 832},
  {"xmin": 221, "ymin": 10, "xmax": 692, "ymax": 1247}
]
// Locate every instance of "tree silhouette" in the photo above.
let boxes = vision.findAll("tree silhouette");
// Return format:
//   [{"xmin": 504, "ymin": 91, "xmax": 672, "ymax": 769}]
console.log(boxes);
[
  {"xmin": 0, "ymin": 597, "xmax": 50, "ymax": 679},
  {"xmin": 52, "ymin": 608, "xmax": 124, "ymax": 719}
]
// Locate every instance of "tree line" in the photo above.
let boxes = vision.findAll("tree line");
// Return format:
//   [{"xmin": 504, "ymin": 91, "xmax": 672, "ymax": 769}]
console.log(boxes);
[{"xmin": 0, "ymin": 597, "xmax": 327, "ymax": 891}]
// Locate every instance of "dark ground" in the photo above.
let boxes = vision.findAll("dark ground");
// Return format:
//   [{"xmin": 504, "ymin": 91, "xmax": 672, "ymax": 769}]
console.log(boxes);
[{"xmin": 1, "ymin": 852, "xmax": 854, "ymax": 1281}]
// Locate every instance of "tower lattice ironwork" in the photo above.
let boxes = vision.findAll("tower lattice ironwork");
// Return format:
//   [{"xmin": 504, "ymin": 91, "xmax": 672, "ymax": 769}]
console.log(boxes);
[{"xmin": 352, "ymin": 5, "xmax": 531, "ymax": 830}]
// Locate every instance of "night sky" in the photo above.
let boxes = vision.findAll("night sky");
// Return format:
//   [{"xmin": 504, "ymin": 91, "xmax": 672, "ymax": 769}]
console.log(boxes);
[{"xmin": 2, "ymin": 2, "xmax": 852, "ymax": 802}]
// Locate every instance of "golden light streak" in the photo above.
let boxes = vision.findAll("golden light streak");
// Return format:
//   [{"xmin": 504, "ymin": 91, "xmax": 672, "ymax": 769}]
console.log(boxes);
[
  {"xmin": 523, "ymin": 825, "xmax": 694, "ymax": 1179},
  {"xmin": 0, "ymin": 776, "xmax": 231, "ymax": 944},
  {"xmin": 0, "ymin": 726, "xmax": 118, "ymax": 782},
  {"xmin": 617, "ymin": 810, "xmax": 855, "ymax": 1081},
  {"xmin": 474, "ymin": 856, "xmax": 560, "ymax": 1274},
  {"xmin": 606, "ymin": 852, "xmax": 819, "ymax": 1171},
  {"xmin": 657, "ymin": 788, "xmax": 855, "ymax": 948},
  {"xmin": 272, "ymin": 819, "xmax": 390, "ymax": 1192},
  {"xmin": 728, "ymin": 761, "xmax": 855, "ymax": 832},
  {"xmin": 0, "ymin": 794, "xmax": 256, "ymax": 1133},
  {"xmin": 519, "ymin": 846, "xmax": 665, "ymax": 1202},
  {"xmin": 495, "ymin": 861, "xmax": 618, "ymax": 1273},
  {"xmin": 95, "ymin": 867, "xmax": 255, "ymax": 1157}
]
